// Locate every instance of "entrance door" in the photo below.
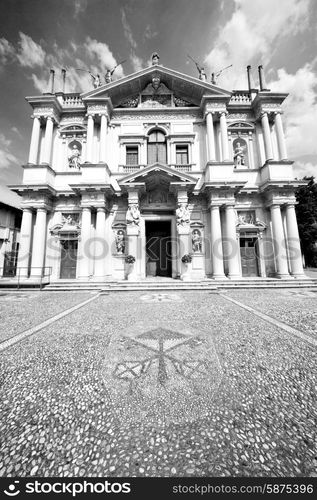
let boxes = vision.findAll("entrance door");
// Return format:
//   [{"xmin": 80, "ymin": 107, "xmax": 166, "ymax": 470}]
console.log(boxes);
[
  {"xmin": 145, "ymin": 221, "xmax": 172, "ymax": 277},
  {"xmin": 240, "ymin": 237, "xmax": 259, "ymax": 277},
  {"xmin": 60, "ymin": 240, "xmax": 78, "ymax": 279}
]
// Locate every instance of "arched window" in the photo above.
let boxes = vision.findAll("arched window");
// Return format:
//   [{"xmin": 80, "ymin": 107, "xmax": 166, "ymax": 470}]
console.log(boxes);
[{"xmin": 147, "ymin": 129, "xmax": 167, "ymax": 165}]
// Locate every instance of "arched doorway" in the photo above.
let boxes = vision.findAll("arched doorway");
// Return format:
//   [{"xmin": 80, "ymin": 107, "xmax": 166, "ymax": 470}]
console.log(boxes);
[{"xmin": 147, "ymin": 129, "xmax": 167, "ymax": 164}]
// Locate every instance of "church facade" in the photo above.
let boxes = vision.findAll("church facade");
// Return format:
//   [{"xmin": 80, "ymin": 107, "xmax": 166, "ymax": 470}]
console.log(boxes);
[{"xmin": 10, "ymin": 56, "xmax": 306, "ymax": 283}]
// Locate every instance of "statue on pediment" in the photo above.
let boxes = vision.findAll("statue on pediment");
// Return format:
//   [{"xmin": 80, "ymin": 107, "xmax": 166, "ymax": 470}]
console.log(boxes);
[
  {"xmin": 151, "ymin": 52, "xmax": 160, "ymax": 65},
  {"xmin": 176, "ymin": 203, "xmax": 190, "ymax": 226},
  {"xmin": 126, "ymin": 204, "xmax": 140, "ymax": 226}
]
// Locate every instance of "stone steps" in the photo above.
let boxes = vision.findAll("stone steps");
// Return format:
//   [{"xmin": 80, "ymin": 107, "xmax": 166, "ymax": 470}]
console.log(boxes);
[{"xmin": 42, "ymin": 277, "xmax": 317, "ymax": 292}]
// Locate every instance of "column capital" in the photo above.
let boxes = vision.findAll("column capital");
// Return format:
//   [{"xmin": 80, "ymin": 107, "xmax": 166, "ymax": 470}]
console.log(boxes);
[{"xmin": 96, "ymin": 206, "xmax": 106, "ymax": 213}]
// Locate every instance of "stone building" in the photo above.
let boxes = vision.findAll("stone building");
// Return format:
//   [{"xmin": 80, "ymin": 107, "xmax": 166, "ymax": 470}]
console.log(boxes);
[
  {"xmin": 9, "ymin": 56, "xmax": 305, "ymax": 283},
  {"xmin": 0, "ymin": 187, "xmax": 21, "ymax": 277}
]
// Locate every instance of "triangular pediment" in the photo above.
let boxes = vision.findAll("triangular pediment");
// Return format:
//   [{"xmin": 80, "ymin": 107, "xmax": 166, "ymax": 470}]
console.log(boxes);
[
  {"xmin": 119, "ymin": 163, "xmax": 198, "ymax": 188},
  {"xmin": 81, "ymin": 65, "xmax": 231, "ymax": 108}
]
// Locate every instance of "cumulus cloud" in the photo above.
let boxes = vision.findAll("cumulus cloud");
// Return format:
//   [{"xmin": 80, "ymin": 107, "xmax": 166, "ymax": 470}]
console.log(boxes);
[
  {"xmin": 84, "ymin": 37, "xmax": 124, "ymax": 77},
  {"xmin": 120, "ymin": 7, "xmax": 144, "ymax": 73},
  {"xmin": 204, "ymin": 0, "xmax": 310, "ymax": 88},
  {"xmin": 0, "ymin": 38, "xmax": 15, "ymax": 65},
  {"xmin": 16, "ymin": 32, "xmax": 46, "ymax": 68},
  {"xmin": 269, "ymin": 62, "xmax": 317, "ymax": 159},
  {"xmin": 0, "ymin": 133, "xmax": 19, "ymax": 170},
  {"xmin": 293, "ymin": 161, "xmax": 317, "ymax": 179}
]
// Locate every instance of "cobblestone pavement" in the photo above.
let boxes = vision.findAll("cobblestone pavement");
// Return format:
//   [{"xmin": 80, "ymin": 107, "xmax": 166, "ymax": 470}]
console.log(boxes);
[
  {"xmin": 225, "ymin": 289, "xmax": 317, "ymax": 338},
  {"xmin": 0, "ymin": 292, "xmax": 92, "ymax": 342},
  {"xmin": 0, "ymin": 290, "xmax": 316, "ymax": 477}
]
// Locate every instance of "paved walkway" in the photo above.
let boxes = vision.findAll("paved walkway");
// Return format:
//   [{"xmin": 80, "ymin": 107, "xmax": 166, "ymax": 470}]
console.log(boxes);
[{"xmin": 0, "ymin": 290, "xmax": 316, "ymax": 477}]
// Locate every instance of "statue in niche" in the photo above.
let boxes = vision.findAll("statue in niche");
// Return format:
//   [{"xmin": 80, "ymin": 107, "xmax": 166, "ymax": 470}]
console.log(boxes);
[
  {"xmin": 233, "ymin": 141, "xmax": 245, "ymax": 166},
  {"xmin": 68, "ymin": 144, "xmax": 81, "ymax": 169},
  {"xmin": 233, "ymin": 138, "xmax": 248, "ymax": 167},
  {"xmin": 192, "ymin": 229, "xmax": 202, "ymax": 253},
  {"xmin": 62, "ymin": 214, "xmax": 75, "ymax": 226},
  {"xmin": 176, "ymin": 203, "xmax": 190, "ymax": 226},
  {"xmin": 115, "ymin": 230, "xmax": 125, "ymax": 254},
  {"xmin": 126, "ymin": 204, "xmax": 140, "ymax": 226}
]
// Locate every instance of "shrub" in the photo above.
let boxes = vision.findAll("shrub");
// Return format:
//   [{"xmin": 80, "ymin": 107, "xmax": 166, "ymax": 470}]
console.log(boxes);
[
  {"xmin": 181, "ymin": 253, "xmax": 192, "ymax": 264},
  {"xmin": 125, "ymin": 254, "xmax": 136, "ymax": 264}
]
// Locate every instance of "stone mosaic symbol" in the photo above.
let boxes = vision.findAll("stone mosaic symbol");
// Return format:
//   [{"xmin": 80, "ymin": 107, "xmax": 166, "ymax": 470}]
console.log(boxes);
[
  {"xmin": 140, "ymin": 293, "xmax": 182, "ymax": 302},
  {"xmin": 101, "ymin": 324, "xmax": 223, "ymax": 425},
  {"xmin": 114, "ymin": 328, "xmax": 208, "ymax": 386}
]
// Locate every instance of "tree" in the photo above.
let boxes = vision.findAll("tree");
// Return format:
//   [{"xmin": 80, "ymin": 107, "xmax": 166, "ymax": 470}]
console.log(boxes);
[{"xmin": 295, "ymin": 176, "xmax": 317, "ymax": 267}]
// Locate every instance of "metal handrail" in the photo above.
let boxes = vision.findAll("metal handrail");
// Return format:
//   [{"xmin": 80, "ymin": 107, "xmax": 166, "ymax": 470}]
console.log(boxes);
[{"xmin": 0, "ymin": 266, "xmax": 52, "ymax": 290}]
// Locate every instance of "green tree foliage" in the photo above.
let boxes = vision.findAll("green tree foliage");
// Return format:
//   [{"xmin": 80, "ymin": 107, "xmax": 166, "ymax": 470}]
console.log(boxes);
[{"xmin": 295, "ymin": 176, "xmax": 317, "ymax": 267}]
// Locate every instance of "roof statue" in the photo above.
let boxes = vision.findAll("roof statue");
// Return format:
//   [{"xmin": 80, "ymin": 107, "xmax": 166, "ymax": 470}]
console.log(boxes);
[
  {"xmin": 75, "ymin": 68, "xmax": 102, "ymax": 88},
  {"xmin": 151, "ymin": 52, "xmax": 160, "ymax": 65},
  {"xmin": 187, "ymin": 54, "xmax": 206, "ymax": 81},
  {"xmin": 105, "ymin": 59, "xmax": 126, "ymax": 83}
]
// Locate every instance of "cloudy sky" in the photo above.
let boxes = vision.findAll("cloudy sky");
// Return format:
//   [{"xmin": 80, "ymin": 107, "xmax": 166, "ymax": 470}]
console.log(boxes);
[{"xmin": 0, "ymin": 0, "xmax": 316, "ymax": 194}]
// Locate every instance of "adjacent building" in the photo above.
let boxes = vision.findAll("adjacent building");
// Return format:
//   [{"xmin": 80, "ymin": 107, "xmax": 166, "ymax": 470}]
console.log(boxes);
[{"xmin": 9, "ymin": 55, "xmax": 306, "ymax": 282}]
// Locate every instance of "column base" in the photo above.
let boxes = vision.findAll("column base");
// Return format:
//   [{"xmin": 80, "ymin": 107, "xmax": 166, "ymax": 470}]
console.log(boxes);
[
  {"xmin": 291, "ymin": 273, "xmax": 308, "ymax": 279},
  {"xmin": 275, "ymin": 273, "xmax": 292, "ymax": 279},
  {"xmin": 227, "ymin": 273, "xmax": 241, "ymax": 279},
  {"xmin": 212, "ymin": 274, "xmax": 226, "ymax": 280}
]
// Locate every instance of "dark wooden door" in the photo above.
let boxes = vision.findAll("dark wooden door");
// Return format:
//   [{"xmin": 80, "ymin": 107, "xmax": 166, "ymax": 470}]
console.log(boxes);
[
  {"xmin": 146, "ymin": 222, "xmax": 172, "ymax": 277},
  {"xmin": 240, "ymin": 238, "xmax": 259, "ymax": 277},
  {"xmin": 60, "ymin": 240, "xmax": 78, "ymax": 279}
]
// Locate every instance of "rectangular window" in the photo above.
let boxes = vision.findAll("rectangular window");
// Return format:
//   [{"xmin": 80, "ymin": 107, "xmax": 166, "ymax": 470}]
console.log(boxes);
[
  {"xmin": 176, "ymin": 145, "xmax": 189, "ymax": 165},
  {"xmin": 126, "ymin": 146, "xmax": 139, "ymax": 165}
]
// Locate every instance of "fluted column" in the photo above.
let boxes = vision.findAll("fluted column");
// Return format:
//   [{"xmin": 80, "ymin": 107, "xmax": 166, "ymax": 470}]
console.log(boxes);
[
  {"xmin": 42, "ymin": 116, "xmax": 54, "ymax": 164},
  {"xmin": 261, "ymin": 112, "xmax": 273, "ymax": 161},
  {"xmin": 210, "ymin": 205, "xmax": 225, "ymax": 278},
  {"xmin": 224, "ymin": 205, "xmax": 241, "ymax": 277},
  {"xmin": 274, "ymin": 112, "xmax": 288, "ymax": 160},
  {"xmin": 270, "ymin": 204, "xmax": 289, "ymax": 277},
  {"xmin": 94, "ymin": 207, "xmax": 106, "ymax": 278},
  {"xmin": 79, "ymin": 208, "xmax": 92, "ymax": 278},
  {"xmin": 17, "ymin": 208, "xmax": 33, "ymax": 278},
  {"xmin": 86, "ymin": 114, "xmax": 94, "ymax": 162},
  {"xmin": 285, "ymin": 204, "xmax": 305, "ymax": 277},
  {"xmin": 206, "ymin": 112, "xmax": 216, "ymax": 161},
  {"xmin": 28, "ymin": 116, "xmax": 41, "ymax": 164},
  {"xmin": 99, "ymin": 114, "xmax": 108, "ymax": 163},
  {"xmin": 30, "ymin": 208, "xmax": 47, "ymax": 277},
  {"xmin": 220, "ymin": 112, "xmax": 230, "ymax": 161}
]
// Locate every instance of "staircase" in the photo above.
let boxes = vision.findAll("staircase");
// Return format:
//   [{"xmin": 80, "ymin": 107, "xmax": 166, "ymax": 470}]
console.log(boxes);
[{"xmin": 42, "ymin": 277, "xmax": 317, "ymax": 292}]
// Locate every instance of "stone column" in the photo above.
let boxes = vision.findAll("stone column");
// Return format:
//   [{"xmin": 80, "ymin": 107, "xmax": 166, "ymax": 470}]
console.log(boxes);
[
  {"xmin": 28, "ymin": 116, "xmax": 41, "ymax": 164},
  {"xmin": 94, "ymin": 207, "xmax": 106, "ymax": 279},
  {"xmin": 285, "ymin": 204, "xmax": 305, "ymax": 277},
  {"xmin": 42, "ymin": 116, "xmax": 54, "ymax": 164},
  {"xmin": 274, "ymin": 112, "xmax": 288, "ymax": 160},
  {"xmin": 270, "ymin": 204, "xmax": 289, "ymax": 277},
  {"xmin": 210, "ymin": 205, "xmax": 225, "ymax": 278},
  {"xmin": 99, "ymin": 114, "xmax": 108, "ymax": 163},
  {"xmin": 17, "ymin": 208, "xmax": 33, "ymax": 278},
  {"xmin": 224, "ymin": 205, "xmax": 241, "ymax": 278},
  {"xmin": 261, "ymin": 112, "xmax": 273, "ymax": 161},
  {"xmin": 220, "ymin": 112, "xmax": 230, "ymax": 161},
  {"xmin": 30, "ymin": 208, "xmax": 47, "ymax": 277},
  {"xmin": 86, "ymin": 114, "xmax": 94, "ymax": 162},
  {"xmin": 79, "ymin": 207, "xmax": 92, "ymax": 278},
  {"xmin": 206, "ymin": 112, "xmax": 216, "ymax": 161}
]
